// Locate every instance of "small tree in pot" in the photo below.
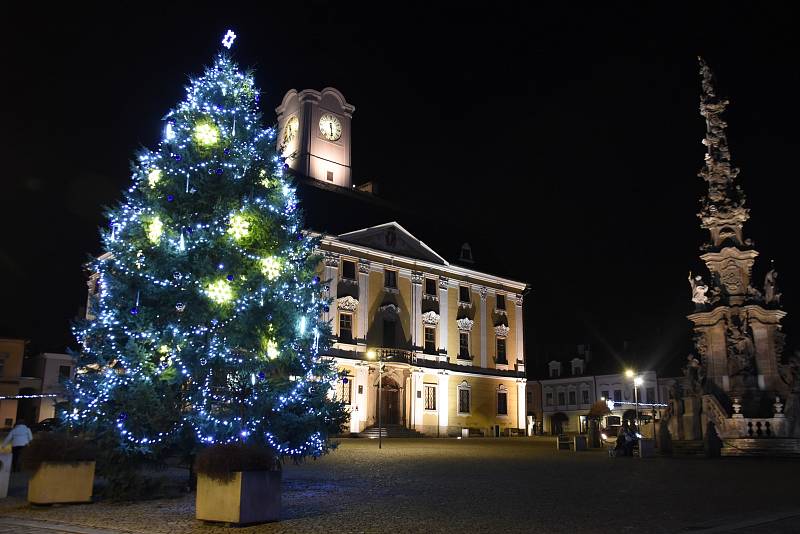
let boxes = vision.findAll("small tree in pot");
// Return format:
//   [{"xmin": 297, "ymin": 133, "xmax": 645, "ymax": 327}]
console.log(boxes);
[{"xmin": 24, "ymin": 433, "xmax": 97, "ymax": 505}]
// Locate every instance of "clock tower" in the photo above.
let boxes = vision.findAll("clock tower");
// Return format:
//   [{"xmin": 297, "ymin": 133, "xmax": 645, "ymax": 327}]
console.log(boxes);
[{"xmin": 276, "ymin": 87, "xmax": 355, "ymax": 188}]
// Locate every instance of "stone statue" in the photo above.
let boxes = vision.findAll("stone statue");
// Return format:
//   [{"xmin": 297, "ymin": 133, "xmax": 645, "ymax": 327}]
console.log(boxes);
[
  {"xmin": 725, "ymin": 314, "xmax": 755, "ymax": 379},
  {"xmin": 764, "ymin": 266, "xmax": 782, "ymax": 306},
  {"xmin": 688, "ymin": 271, "xmax": 710, "ymax": 309},
  {"xmin": 683, "ymin": 354, "xmax": 706, "ymax": 394}
]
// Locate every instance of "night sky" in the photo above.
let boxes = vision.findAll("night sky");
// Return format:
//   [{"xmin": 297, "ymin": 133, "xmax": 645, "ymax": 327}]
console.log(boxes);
[{"xmin": 3, "ymin": 3, "xmax": 798, "ymax": 376}]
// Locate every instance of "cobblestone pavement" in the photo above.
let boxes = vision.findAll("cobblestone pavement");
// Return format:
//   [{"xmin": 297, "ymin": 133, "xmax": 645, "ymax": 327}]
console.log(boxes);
[{"xmin": 1, "ymin": 438, "xmax": 799, "ymax": 533}]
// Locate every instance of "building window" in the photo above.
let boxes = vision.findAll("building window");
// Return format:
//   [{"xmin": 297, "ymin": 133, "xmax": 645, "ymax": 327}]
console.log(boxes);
[
  {"xmin": 424, "ymin": 385, "xmax": 436, "ymax": 411},
  {"xmin": 646, "ymin": 387, "xmax": 655, "ymax": 404},
  {"xmin": 572, "ymin": 363, "xmax": 583, "ymax": 375},
  {"xmin": 458, "ymin": 332, "xmax": 470, "ymax": 359},
  {"xmin": 326, "ymin": 170, "xmax": 334, "ymax": 182},
  {"xmin": 339, "ymin": 313, "xmax": 353, "ymax": 342},
  {"xmin": 496, "ymin": 338, "xmax": 507, "ymax": 363},
  {"xmin": 601, "ymin": 390, "xmax": 610, "ymax": 400},
  {"xmin": 459, "ymin": 286, "xmax": 471, "ymax": 304},
  {"xmin": 613, "ymin": 389, "xmax": 622, "ymax": 402},
  {"xmin": 526, "ymin": 391, "xmax": 533, "ymax": 407},
  {"xmin": 558, "ymin": 392, "xmax": 565, "ymax": 406},
  {"xmin": 568, "ymin": 391, "xmax": 576, "ymax": 405},
  {"xmin": 425, "ymin": 278, "xmax": 437, "ymax": 296},
  {"xmin": 546, "ymin": 392, "xmax": 553, "ymax": 406},
  {"xmin": 582, "ymin": 390, "xmax": 589, "ymax": 404},
  {"xmin": 458, "ymin": 383, "xmax": 471, "ymax": 414},
  {"xmin": 424, "ymin": 326, "xmax": 436, "ymax": 354},
  {"xmin": 342, "ymin": 259, "xmax": 356, "ymax": 280},
  {"xmin": 340, "ymin": 375, "xmax": 352, "ymax": 404},
  {"xmin": 0, "ymin": 359, "xmax": 5, "ymax": 378},
  {"xmin": 496, "ymin": 294, "xmax": 506, "ymax": 311},
  {"xmin": 497, "ymin": 390, "xmax": 508, "ymax": 415},
  {"xmin": 58, "ymin": 365, "xmax": 72, "ymax": 381},
  {"xmin": 550, "ymin": 367, "xmax": 559, "ymax": 378},
  {"xmin": 384, "ymin": 269, "xmax": 397, "ymax": 289}
]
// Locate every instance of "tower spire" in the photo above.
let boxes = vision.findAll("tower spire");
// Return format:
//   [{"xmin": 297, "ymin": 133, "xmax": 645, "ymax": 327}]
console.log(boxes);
[{"xmin": 697, "ymin": 57, "xmax": 749, "ymax": 249}]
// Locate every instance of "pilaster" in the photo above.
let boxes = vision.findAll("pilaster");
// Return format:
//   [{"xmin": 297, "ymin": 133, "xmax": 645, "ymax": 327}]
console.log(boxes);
[
  {"xmin": 357, "ymin": 259, "xmax": 370, "ymax": 345},
  {"xmin": 514, "ymin": 293, "xmax": 524, "ymax": 367},
  {"xmin": 323, "ymin": 252, "xmax": 339, "ymax": 326},
  {"xmin": 517, "ymin": 380, "xmax": 527, "ymax": 432},
  {"xmin": 438, "ymin": 277, "xmax": 449, "ymax": 357},
  {"xmin": 411, "ymin": 271, "xmax": 423, "ymax": 351},
  {"xmin": 479, "ymin": 286, "xmax": 488, "ymax": 368},
  {"xmin": 412, "ymin": 369, "xmax": 424, "ymax": 431}
]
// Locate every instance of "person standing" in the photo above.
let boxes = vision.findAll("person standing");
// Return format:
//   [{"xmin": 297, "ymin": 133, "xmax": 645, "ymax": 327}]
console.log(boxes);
[{"xmin": 2, "ymin": 420, "xmax": 33, "ymax": 472}]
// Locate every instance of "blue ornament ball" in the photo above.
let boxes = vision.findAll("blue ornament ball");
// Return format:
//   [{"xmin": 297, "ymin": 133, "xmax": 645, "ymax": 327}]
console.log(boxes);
[
  {"xmin": 342, "ymin": 377, "xmax": 349, "ymax": 384},
  {"xmin": 174, "ymin": 154, "xmax": 181, "ymax": 161},
  {"xmin": 226, "ymin": 274, "xmax": 234, "ymax": 281},
  {"xmin": 119, "ymin": 412, "xmax": 128, "ymax": 420},
  {"xmin": 215, "ymin": 168, "xmax": 223, "ymax": 175},
  {"xmin": 258, "ymin": 371, "xmax": 266, "ymax": 380},
  {"xmin": 255, "ymin": 94, "xmax": 260, "ymax": 102},
  {"xmin": 167, "ymin": 194, "xmax": 175, "ymax": 202},
  {"xmin": 312, "ymin": 276, "xmax": 320, "ymax": 284},
  {"xmin": 224, "ymin": 148, "xmax": 231, "ymax": 155},
  {"xmin": 130, "ymin": 307, "xmax": 139, "ymax": 315},
  {"xmin": 323, "ymin": 305, "xmax": 330, "ymax": 313}
]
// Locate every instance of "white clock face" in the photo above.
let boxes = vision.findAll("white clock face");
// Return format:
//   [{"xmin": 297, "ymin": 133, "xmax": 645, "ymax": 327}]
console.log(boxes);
[
  {"xmin": 319, "ymin": 113, "xmax": 342, "ymax": 141},
  {"xmin": 283, "ymin": 116, "xmax": 299, "ymax": 145}
]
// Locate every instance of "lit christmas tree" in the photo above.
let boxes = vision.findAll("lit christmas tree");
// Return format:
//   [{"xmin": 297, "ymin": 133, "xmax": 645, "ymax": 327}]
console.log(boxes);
[{"xmin": 70, "ymin": 31, "xmax": 346, "ymax": 461}]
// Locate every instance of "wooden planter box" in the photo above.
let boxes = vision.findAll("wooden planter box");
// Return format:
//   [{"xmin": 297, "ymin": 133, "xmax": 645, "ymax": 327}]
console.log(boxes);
[
  {"xmin": 196, "ymin": 470, "xmax": 281, "ymax": 525},
  {"xmin": 28, "ymin": 461, "xmax": 95, "ymax": 505}
]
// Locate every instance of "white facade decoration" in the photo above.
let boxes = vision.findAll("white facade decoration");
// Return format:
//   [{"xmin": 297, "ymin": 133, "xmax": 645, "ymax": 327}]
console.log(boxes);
[
  {"xmin": 494, "ymin": 324, "xmax": 510, "ymax": 338},
  {"xmin": 337, "ymin": 295, "xmax": 359, "ymax": 312},
  {"xmin": 421, "ymin": 311, "xmax": 440, "ymax": 325},
  {"xmin": 456, "ymin": 318, "xmax": 474, "ymax": 332},
  {"xmin": 379, "ymin": 303, "xmax": 401, "ymax": 314}
]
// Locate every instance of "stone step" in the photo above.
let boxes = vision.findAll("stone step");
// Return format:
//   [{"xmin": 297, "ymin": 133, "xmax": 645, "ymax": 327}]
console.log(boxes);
[
  {"xmin": 356, "ymin": 425, "xmax": 424, "ymax": 439},
  {"xmin": 669, "ymin": 440, "xmax": 705, "ymax": 457},
  {"xmin": 721, "ymin": 438, "xmax": 800, "ymax": 458}
]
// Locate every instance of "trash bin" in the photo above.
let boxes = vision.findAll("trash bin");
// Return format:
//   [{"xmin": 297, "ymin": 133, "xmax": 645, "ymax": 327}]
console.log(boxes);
[
  {"xmin": 574, "ymin": 435, "xmax": 588, "ymax": 451},
  {"xmin": 0, "ymin": 447, "xmax": 12, "ymax": 499},
  {"xmin": 637, "ymin": 438, "xmax": 655, "ymax": 458}
]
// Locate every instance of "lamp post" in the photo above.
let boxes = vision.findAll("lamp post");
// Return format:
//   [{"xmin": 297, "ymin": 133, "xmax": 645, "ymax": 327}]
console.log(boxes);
[
  {"xmin": 367, "ymin": 349, "xmax": 383, "ymax": 449},
  {"xmin": 625, "ymin": 369, "xmax": 643, "ymax": 435}
]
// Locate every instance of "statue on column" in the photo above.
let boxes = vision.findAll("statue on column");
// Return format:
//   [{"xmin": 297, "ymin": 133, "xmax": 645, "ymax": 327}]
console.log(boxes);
[
  {"xmin": 764, "ymin": 263, "xmax": 782, "ymax": 306},
  {"xmin": 683, "ymin": 354, "xmax": 706, "ymax": 395},
  {"xmin": 688, "ymin": 271, "xmax": 710, "ymax": 310},
  {"xmin": 725, "ymin": 313, "xmax": 755, "ymax": 383}
]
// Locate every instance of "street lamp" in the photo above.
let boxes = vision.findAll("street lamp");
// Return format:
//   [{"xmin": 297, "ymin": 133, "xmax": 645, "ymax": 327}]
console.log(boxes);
[
  {"xmin": 366, "ymin": 349, "xmax": 383, "ymax": 449},
  {"xmin": 633, "ymin": 375, "xmax": 643, "ymax": 435}
]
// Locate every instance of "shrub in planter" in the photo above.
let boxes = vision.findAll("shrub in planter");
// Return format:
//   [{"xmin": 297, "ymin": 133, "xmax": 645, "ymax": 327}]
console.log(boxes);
[
  {"xmin": 194, "ymin": 443, "xmax": 281, "ymax": 525},
  {"xmin": 23, "ymin": 432, "xmax": 97, "ymax": 505}
]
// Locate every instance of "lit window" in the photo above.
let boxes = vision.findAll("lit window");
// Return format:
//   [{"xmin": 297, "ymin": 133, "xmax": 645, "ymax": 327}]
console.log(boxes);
[
  {"xmin": 424, "ymin": 385, "xmax": 436, "ymax": 410},
  {"xmin": 384, "ymin": 269, "xmax": 397, "ymax": 289},
  {"xmin": 496, "ymin": 294, "xmax": 506, "ymax": 310},
  {"xmin": 339, "ymin": 313, "xmax": 353, "ymax": 342},
  {"xmin": 342, "ymin": 260, "xmax": 356, "ymax": 280},
  {"xmin": 424, "ymin": 326, "xmax": 436, "ymax": 354}
]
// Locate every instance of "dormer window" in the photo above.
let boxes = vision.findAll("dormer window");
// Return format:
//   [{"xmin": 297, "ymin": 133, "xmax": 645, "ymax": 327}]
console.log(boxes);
[
  {"xmin": 459, "ymin": 243, "xmax": 474, "ymax": 263},
  {"xmin": 342, "ymin": 260, "xmax": 356, "ymax": 280},
  {"xmin": 548, "ymin": 361, "xmax": 562, "ymax": 378},
  {"xmin": 571, "ymin": 358, "xmax": 584, "ymax": 376}
]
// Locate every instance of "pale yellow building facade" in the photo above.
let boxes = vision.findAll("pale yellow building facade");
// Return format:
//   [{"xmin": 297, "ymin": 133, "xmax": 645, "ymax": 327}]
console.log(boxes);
[{"xmin": 316, "ymin": 222, "xmax": 528, "ymax": 437}]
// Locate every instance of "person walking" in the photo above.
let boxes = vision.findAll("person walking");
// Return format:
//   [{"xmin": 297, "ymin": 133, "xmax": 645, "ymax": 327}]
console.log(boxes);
[{"xmin": 2, "ymin": 420, "xmax": 33, "ymax": 472}]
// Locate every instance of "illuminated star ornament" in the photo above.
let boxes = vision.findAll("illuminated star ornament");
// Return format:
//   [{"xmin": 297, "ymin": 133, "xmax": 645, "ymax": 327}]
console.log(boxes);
[{"xmin": 222, "ymin": 30, "xmax": 237, "ymax": 49}]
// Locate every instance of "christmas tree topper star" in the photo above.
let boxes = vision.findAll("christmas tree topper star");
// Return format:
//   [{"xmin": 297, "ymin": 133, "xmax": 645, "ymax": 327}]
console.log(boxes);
[{"xmin": 222, "ymin": 30, "xmax": 237, "ymax": 49}]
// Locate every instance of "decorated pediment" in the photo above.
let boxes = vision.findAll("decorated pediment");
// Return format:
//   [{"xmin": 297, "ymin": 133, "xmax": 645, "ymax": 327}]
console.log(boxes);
[{"xmin": 338, "ymin": 222, "xmax": 447, "ymax": 265}]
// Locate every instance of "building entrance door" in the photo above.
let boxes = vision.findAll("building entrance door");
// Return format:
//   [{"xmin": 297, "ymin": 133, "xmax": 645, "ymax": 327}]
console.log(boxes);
[{"xmin": 378, "ymin": 377, "xmax": 401, "ymax": 425}]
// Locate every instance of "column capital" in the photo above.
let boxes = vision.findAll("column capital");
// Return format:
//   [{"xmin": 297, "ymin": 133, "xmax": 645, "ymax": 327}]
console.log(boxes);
[
  {"xmin": 323, "ymin": 252, "xmax": 340, "ymax": 267},
  {"xmin": 515, "ymin": 293, "xmax": 524, "ymax": 306},
  {"xmin": 358, "ymin": 259, "xmax": 370, "ymax": 274},
  {"xmin": 439, "ymin": 276, "xmax": 450, "ymax": 289},
  {"xmin": 479, "ymin": 286, "xmax": 489, "ymax": 301},
  {"xmin": 411, "ymin": 270, "xmax": 424, "ymax": 285}
]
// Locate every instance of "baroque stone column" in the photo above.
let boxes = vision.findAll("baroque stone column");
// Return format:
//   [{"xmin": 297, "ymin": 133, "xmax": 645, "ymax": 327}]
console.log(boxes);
[
  {"xmin": 411, "ymin": 271, "xmax": 424, "ymax": 351},
  {"xmin": 357, "ymin": 259, "xmax": 370, "ymax": 345},
  {"xmin": 517, "ymin": 379, "xmax": 527, "ymax": 432},
  {"xmin": 438, "ymin": 277, "xmax": 450, "ymax": 357},
  {"xmin": 354, "ymin": 363, "xmax": 369, "ymax": 429},
  {"xmin": 479, "ymin": 286, "xmax": 488, "ymax": 368},
  {"xmin": 323, "ymin": 252, "xmax": 339, "ymax": 326}
]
